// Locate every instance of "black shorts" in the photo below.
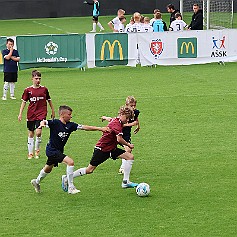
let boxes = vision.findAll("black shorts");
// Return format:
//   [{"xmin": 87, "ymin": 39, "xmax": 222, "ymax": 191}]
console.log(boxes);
[
  {"xmin": 93, "ymin": 16, "xmax": 99, "ymax": 21},
  {"xmin": 4, "ymin": 72, "xmax": 18, "ymax": 82},
  {"xmin": 90, "ymin": 147, "xmax": 125, "ymax": 167},
  {"xmin": 27, "ymin": 120, "xmax": 42, "ymax": 131},
  {"xmin": 46, "ymin": 150, "xmax": 66, "ymax": 167}
]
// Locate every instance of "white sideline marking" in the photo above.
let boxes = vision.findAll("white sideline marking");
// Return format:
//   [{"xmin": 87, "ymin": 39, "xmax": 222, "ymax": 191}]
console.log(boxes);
[{"xmin": 32, "ymin": 21, "xmax": 71, "ymax": 34}]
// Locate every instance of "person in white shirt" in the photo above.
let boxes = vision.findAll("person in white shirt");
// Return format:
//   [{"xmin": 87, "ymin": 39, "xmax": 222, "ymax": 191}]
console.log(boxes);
[
  {"xmin": 142, "ymin": 17, "xmax": 153, "ymax": 32},
  {"xmin": 118, "ymin": 16, "xmax": 126, "ymax": 33},
  {"xmin": 150, "ymin": 9, "xmax": 160, "ymax": 26},
  {"xmin": 108, "ymin": 9, "xmax": 125, "ymax": 32},
  {"xmin": 127, "ymin": 12, "xmax": 144, "ymax": 33},
  {"xmin": 125, "ymin": 17, "xmax": 134, "ymax": 33},
  {"xmin": 169, "ymin": 13, "xmax": 188, "ymax": 31}
]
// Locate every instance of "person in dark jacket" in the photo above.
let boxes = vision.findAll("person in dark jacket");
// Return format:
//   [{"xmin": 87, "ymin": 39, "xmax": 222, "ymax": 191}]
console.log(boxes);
[
  {"xmin": 188, "ymin": 3, "xmax": 203, "ymax": 30},
  {"xmin": 166, "ymin": 4, "xmax": 179, "ymax": 27}
]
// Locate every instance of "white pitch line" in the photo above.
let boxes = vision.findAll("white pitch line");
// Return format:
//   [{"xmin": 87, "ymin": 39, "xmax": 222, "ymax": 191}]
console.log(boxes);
[{"xmin": 32, "ymin": 20, "xmax": 71, "ymax": 34}]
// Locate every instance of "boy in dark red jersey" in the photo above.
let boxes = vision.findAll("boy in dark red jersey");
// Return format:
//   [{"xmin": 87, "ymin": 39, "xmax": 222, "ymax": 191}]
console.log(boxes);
[
  {"xmin": 18, "ymin": 70, "xmax": 55, "ymax": 159},
  {"xmin": 61, "ymin": 105, "xmax": 139, "ymax": 191}
]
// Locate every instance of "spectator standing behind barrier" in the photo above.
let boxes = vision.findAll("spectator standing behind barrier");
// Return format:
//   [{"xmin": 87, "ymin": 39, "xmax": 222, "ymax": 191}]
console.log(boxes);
[
  {"xmin": 152, "ymin": 12, "xmax": 168, "ymax": 32},
  {"xmin": 188, "ymin": 4, "xmax": 203, "ymax": 30},
  {"xmin": 84, "ymin": 0, "xmax": 104, "ymax": 32},
  {"xmin": 167, "ymin": 4, "xmax": 179, "ymax": 27},
  {"xmin": 150, "ymin": 9, "xmax": 160, "ymax": 26},
  {"xmin": 142, "ymin": 17, "xmax": 153, "ymax": 32},
  {"xmin": 2, "ymin": 38, "xmax": 20, "ymax": 101},
  {"xmin": 118, "ymin": 16, "xmax": 126, "ymax": 33},
  {"xmin": 169, "ymin": 13, "xmax": 188, "ymax": 31},
  {"xmin": 108, "ymin": 9, "xmax": 125, "ymax": 33},
  {"xmin": 125, "ymin": 17, "xmax": 134, "ymax": 33}
]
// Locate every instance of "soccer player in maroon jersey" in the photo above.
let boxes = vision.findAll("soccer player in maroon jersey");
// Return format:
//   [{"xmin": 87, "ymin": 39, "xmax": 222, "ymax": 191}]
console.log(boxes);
[
  {"xmin": 61, "ymin": 105, "xmax": 139, "ymax": 191},
  {"xmin": 18, "ymin": 70, "xmax": 55, "ymax": 159}
]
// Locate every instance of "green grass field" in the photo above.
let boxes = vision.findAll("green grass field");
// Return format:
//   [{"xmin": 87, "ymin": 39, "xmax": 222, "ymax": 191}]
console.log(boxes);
[{"xmin": 0, "ymin": 14, "xmax": 237, "ymax": 236}]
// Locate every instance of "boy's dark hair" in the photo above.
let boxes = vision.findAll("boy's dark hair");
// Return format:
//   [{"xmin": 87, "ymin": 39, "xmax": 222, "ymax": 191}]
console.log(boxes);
[
  {"xmin": 32, "ymin": 70, "xmax": 41, "ymax": 77},
  {"xmin": 6, "ymin": 38, "xmax": 14, "ymax": 44},
  {"xmin": 193, "ymin": 3, "xmax": 199, "ymax": 7},
  {"xmin": 175, "ymin": 13, "xmax": 182, "ymax": 19},
  {"xmin": 167, "ymin": 4, "xmax": 175, "ymax": 10},
  {"xmin": 59, "ymin": 105, "xmax": 73, "ymax": 114},
  {"xmin": 119, "ymin": 16, "xmax": 126, "ymax": 21}
]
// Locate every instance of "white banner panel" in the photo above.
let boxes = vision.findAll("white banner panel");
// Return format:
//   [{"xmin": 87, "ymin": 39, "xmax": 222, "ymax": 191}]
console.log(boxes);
[{"xmin": 137, "ymin": 29, "xmax": 237, "ymax": 66}]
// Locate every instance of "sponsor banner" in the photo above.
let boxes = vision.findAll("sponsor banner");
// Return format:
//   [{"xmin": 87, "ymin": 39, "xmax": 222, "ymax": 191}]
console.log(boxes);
[
  {"xmin": 137, "ymin": 29, "xmax": 237, "ymax": 66},
  {"xmin": 16, "ymin": 34, "xmax": 86, "ymax": 70},
  {"xmin": 86, "ymin": 33, "xmax": 137, "ymax": 68},
  {"xmin": 0, "ymin": 37, "xmax": 7, "ymax": 72}
]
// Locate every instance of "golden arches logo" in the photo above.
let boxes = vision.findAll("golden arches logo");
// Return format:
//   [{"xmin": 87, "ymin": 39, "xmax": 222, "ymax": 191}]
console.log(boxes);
[
  {"xmin": 0, "ymin": 52, "xmax": 3, "ymax": 64},
  {"xmin": 180, "ymin": 42, "xmax": 195, "ymax": 54},
  {"xmin": 100, "ymin": 40, "xmax": 123, "ymax": 60}
]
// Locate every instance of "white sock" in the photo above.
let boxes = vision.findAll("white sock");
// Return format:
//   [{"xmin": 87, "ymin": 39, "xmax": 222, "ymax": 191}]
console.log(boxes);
[
  {"xmin": 35, "ymin": 136, "xmax": 42, "ymax": 151},
  {"xmin": 67, "ymin": 165, "xmax": 74, "ymax": 188},
  {"xmin": 123, "ymin": 160, "xmax": 134, "ymax": 182},
  {"xmin": 3, "ymin": 82, "xmax": 9, "ymax": 97},
  {"xmin": 120, "ymin": 159, "xmax": 126, "ymax": 169},
  {"xmin": 28, "ymin": 137, "xmax": 34, "ymax": 154},
  {"xmin": 92, "ymin": 23, "xmax": 96, "ymax": 31},
  {"xmin": 36, "ymin": 169, "xmax": 47, "ymax": 184},
  {"xmin": 73, "ymin": 167, "xmax": 86, "ymax": 178},
  {"xmin": 97, "ymin": 22, "xmax": 104, "ymax": 30},
  {"xmin": 9, "ymin": 82, "xmax": 15, "ymax": 97}
]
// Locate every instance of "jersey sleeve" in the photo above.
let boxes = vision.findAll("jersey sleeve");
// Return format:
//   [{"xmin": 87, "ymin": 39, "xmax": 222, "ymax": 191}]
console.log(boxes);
[
  {"xmin": 109, "ymin": 120, "xmax": 123, "ymax": 136},
  {"xmin": 21, "ymin": 88, "xmax": 29, "ymax": 102},
  {"xmin": 45, "ymin": 88, "xmax": 51, "ymax": 100}
]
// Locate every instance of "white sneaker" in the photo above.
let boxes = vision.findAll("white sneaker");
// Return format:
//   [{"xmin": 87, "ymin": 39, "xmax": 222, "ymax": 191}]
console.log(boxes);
[
  {"xmin": 68, "ymin": 186, "xmax": 80, "ymax": 194},
  {"xmin": 31, "ymin": 179, "xmax": 40, "ymax": 193},
  {"xmin": 61, "ymin": 175, "xmax": 68, "ymax": 192},
  {"xmin": 2, "ymin": 96, "xmax": 6, "ymax": 101},
  {"xmin": 10, "ymin": 96, "xmax": 16, "ymax": 100},
  {"xmin": 90, "ymin": 30, "xmax": 96, "ymax": 33}
]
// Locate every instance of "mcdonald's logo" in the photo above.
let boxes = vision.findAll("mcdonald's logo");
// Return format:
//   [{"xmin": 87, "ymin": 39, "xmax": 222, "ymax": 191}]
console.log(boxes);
[
  {"xmin": 95, "ymin": 34, "xmax": 128, "ymax": 67},
  {"xmin": 100, "ymin": 40, "xmax": 123, "ymax": 60},
  {"xmin": 0, "ymin": 52, "xmax": 3, "ymax": 64},
  {"xmin": 178, "ymin": 38, "xmax": 197, "ymax": 58}
]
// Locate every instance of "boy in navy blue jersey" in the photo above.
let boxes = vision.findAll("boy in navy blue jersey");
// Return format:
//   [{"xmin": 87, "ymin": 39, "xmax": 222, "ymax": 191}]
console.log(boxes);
[
  {"xmin": 101, "ymin": 96, "xmax": 140, "ymax": 174},
  {"xmin": 31, "ymin": 105, "xmax": 109, "ymax": 194},
  {"xmin": 2, "ymin": 38, "xmax": 20, "ymax": 100},
  {"xmin": 84, "ymin": 0, "xmax": 104, "ymax": 32}
]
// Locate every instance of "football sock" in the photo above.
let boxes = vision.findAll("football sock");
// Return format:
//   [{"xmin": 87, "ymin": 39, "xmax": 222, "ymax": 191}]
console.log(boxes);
[
  {"xmin": 120, "ymin": 159, "xmax": 126, "ymax": 169},
  {"xmin": 73, "ymin": 167, "xmax": 86, "ymax": 177},
  {"xmin": 36, "ymin": 169, "xmax": 47, "ymax": 184},
  {"xmin": 9, "ymin": 82, "xmax": 15, "ymax": 97},
  {"xmin": 28, "ymin": 137, "xmax": 34, "ymax": 154},
  {"xmin": 97, "ymin": 22, "xmax": 104, "ymax": 30},
  {"xmin": 123, "ymin": 160, "xmax": 134, "ymax": 182},
  {"xmin": 67, "ymin": 165, "xmax": 74, "ymax": 188},
  {"xmin": 3, "ymin": 82, "xmax": 9, "ymax": 97},
  {"xmin": 35, "ymin": 136, "xmax": 42, "ymax": 151},
  {"xmin": 92, "ymin": 23, "xmax": 96, "ymax": 31}
]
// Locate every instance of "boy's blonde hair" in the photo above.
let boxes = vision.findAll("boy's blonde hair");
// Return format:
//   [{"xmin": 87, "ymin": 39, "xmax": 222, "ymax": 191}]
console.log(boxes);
[
  {"xmin": 144, "ymin": 17, "xmax": 150, "ymax": 23},
  {"xmin": 118, "ymin": 9, "xmax": 125, "ymax": 15},
  {"xmin": 118, "ymin": 105, "xmax": 134, "ymax": 120},
  {"xmin": 125, "ymin": 96, "xmax": 137, "ymax": 105},
  {"xmin": 133, "ymin": 12, "xmax": 141, "ymax": 21}
]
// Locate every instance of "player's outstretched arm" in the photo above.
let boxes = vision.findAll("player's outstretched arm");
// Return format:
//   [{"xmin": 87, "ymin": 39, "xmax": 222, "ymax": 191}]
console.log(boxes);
[
  {"xmin": 81, "ymin": 125, "xmax": 111, "ymax": 132},
  {"xmin": 101, "ymin": 116, "xmax": 112, "ymax": 122},
  {"xmin": 117, "ymin": 135, "xmax": 134, "ymax": 149},
  {"xmin": 134, "ymin": 118, "xmax": 140, "ymax": 134}
]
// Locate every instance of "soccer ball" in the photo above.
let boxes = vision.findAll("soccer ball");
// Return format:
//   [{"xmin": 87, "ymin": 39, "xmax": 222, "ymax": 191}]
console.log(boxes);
[{"xmin": 136, "ymin": 183, "xmax": 150, "ymax": 197}]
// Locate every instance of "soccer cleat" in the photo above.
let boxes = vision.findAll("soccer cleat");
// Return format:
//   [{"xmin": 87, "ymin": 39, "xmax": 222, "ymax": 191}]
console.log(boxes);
[
  {"xmin": 90, "ymin": 30, "xmax": 96, "ymax": 33},
  {"xmin": 10, "ymin": 96, "xmax": 16, "ymax": 100},
  {"xmin": 35, "ymin": 150, "xmax": 40, "ymax": 159},
  {"xmin": 28, "ymin": 153, "xmax": 34, "ymax": 159},
  {"xmin": 68, "ymin": 186, "xmax": 80, "ymax": 194},
  {"xmin": 31, "ymin": 179, "xmax": 40, "ymax": 193},
  {"xmin": 2, "ymin": 96, "xmax": 7, "ymax": 101},
  {"xmin": 61, "ymin": 175, "xmax": 68, "ymax": 192},
  {"xmin": 118, "ymin": 168, "xmax": 124, "ymax": 175},
  {"xmin": 121, "ymin": 180, "xmax": 139, "ymax": 188}
]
